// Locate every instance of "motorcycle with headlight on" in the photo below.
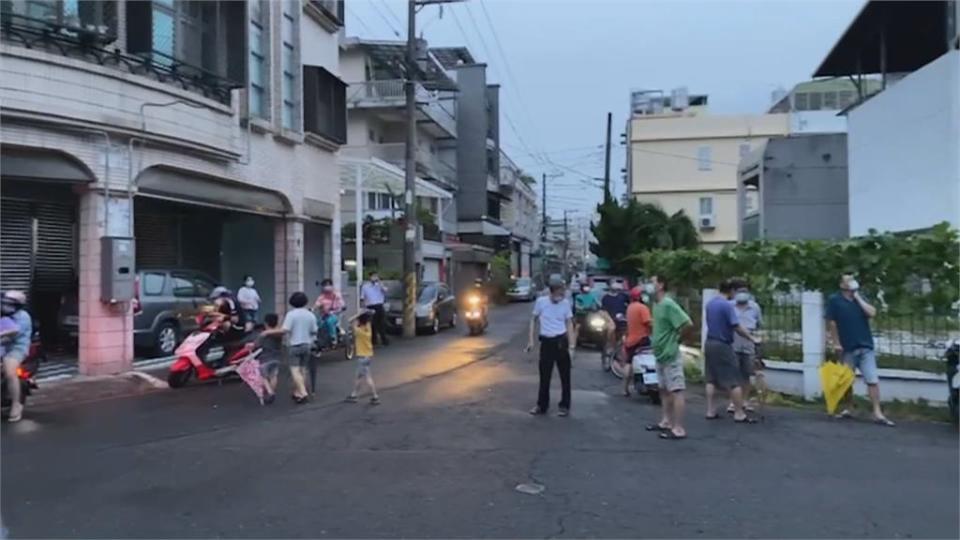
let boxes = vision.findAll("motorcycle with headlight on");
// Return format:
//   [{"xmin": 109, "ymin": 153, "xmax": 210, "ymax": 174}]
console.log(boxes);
[{"xmin": 464, "ymin": 293, "xmax": 488, "ymax": 336}]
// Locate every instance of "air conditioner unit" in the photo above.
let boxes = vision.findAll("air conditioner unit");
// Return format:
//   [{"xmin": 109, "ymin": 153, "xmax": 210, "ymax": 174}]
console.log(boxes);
[{"xmin": 699, "ymin": 215, "xmax": 716, "ymax": 230}]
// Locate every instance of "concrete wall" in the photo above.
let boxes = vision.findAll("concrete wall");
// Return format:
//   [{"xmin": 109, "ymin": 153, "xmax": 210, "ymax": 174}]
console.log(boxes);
[
  {"xmin": 760, "ymin": 134, "xmax": 849, "ymax": 240},
  {"xmin": 454, "ymin": 64, "xmax": 490, "ymax": 221},
  {"xmin": 847, "ymin": 50, "xmax": 960, "ymax": 235},
  {"xmin": 790, "ymin": 111, "xmax": 847, "ymax": 134}
]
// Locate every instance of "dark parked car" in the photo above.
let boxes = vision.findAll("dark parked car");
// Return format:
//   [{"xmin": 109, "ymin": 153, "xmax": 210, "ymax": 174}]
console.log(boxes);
[
  {"xmin": 386, "ymin": 282, "xmax": 456, "ymax": 334},
  {"xmin": 60, "ymin": 269, "xmax": 217, "ymax": 356}
]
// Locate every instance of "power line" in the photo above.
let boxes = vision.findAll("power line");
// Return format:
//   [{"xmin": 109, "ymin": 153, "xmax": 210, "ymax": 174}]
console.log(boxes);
[
  {"xmin": 346, "ymin": 4, "xmax": 376, "ymax": 36},
  {"xmin": 369, "ymin": 0, "xmax": 402, "ymax": 38},
  {"xmin": 380, "ymin": 0, "xmax": 404, "ymax": 27}
]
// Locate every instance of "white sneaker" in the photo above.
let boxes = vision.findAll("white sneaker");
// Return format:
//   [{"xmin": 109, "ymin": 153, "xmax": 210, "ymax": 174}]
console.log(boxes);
[{"xmin": 7, "ymin": 402, "xmax": 23, "ymax": 423}]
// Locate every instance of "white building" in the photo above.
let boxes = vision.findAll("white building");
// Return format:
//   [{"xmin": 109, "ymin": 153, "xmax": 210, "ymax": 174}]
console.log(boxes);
[
  {"xmin": 0, "ymin": 0, "xmax": 345, "ymax": 373},
  {"xmin": 498, "ymin": 151, "xmax": 539, "ymax": 277},
  {"xmin": 812, "ymin": 0, "xmax": 959, "ymax": 236}
]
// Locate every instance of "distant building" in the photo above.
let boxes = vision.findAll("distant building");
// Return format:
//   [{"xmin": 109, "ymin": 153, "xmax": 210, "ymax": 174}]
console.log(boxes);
[
  {"xmin": 812, "ymin": 0, "xmax": 959, "ymax": 236},
  {"xmin": 626, "ymin": 88, "xmax": 789, "ymax": 252},
  {"xmin": 738, "ymin": 134, "xmax": 849, "ymax": 242},
  {"xmin": 769, "ymin": 78, "xmax": 883, "ymax": 134}
]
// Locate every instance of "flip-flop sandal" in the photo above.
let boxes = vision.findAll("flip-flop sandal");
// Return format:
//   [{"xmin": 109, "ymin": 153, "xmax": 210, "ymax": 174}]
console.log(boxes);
[
  {"xmin": 705, "ymin": 414, "xmax": 721, "ymax": 420},
  {"xmin": 370, "ymin": 397, "xmax": 381, "ymax": 405},
  {"xmin": 873, "ymin": 417, "xmax": 895, "ymax": 427},
  {"xmin": 645, "ymin": 424, "xmax": 670, "ymax": 432},
  {"xmin": 343, "ymin": 395, "xmax": 358, "ymax": 403},
  {"xmin": 734, "ymin": 417, "xmax": 759, "ymax": 424},
  {"xmin": 726, "ymin": 404, "xmax": 736, "ymax": 414},
  {"xmin": 834, "ymin": 409, "xmax": 853, "ymax": 419},
  {"xmin": 659, "ymin": 431, "xmax": 687, "ymax": 440}
]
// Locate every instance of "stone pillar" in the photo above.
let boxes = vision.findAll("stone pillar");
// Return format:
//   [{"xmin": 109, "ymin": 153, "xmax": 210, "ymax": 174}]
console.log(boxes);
[
  {"xmin": 274, "ymin": 218, "xmax": 305, "ymax": 316},
  {"xmin": 801, "ymin": 290, "xmax": 826, "ymax": 400},
  {"xmin": 77, "ymin": 190, "xmax": 134, "ymax": 376}
]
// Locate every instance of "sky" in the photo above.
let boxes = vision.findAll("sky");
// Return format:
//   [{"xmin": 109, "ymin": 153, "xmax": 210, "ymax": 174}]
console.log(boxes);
[{"xmin": 345, "ymin": 0, "xmax": 865, "ymax": 221}]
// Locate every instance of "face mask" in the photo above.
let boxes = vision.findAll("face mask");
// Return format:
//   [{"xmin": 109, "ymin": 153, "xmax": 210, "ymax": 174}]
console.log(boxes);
[
  {"xmin": 734, "ymin": 292, "xmax": 750, "ymax": 304},
  {"xmin": 582, "ymin": 287, "xmax": 590, "ymax": 294},
  {"xmin": 371, "ymin": 277, "xmax": 379, "ymax": 283},
  {"xmin": 847, "ymin": 279, "xmax": 860, "ymax": 292},
  {"xmin": 323, "ymin": 286, "xmax": 334, "ymax": 293},
  {"xmin": 641, "ymin": 294, "xmax": 650, "ymax": 304},
  {"xmin": 244, "ymin": 280, "xmax": 254, "ymax": 287},
  {"xmin": 644, "ymin": 283, "xmax": 656, "ymax": 295},
  {"xmin": 550, "ymin": 294, "xmax": 564, "ymax": 304}
]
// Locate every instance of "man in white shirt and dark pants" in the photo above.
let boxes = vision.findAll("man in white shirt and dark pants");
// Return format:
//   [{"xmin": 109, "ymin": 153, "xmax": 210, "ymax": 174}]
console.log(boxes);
[
  {"xmin": 526, "ymin": 280, "xmax": 576, "ymax": 416},
  {"xmin": 360, "ymin": 271, "xmax": 389, "ymax": 346}
]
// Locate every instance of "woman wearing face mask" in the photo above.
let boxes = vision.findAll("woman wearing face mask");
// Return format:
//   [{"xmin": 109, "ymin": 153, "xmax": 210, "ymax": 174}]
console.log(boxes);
[
  {"xmin": 314, "ymin": 278, "xmax": 345, "ymax": 346},
  {"xmin": 237, "ymin": 276, "xmax": 261, "ymax": 332}
]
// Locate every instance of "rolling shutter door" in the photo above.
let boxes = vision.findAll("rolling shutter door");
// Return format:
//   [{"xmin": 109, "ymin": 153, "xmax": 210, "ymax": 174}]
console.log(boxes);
[
  {"xmin": 135, "ymin": 213, "xmax": 179, "ymax": 268},
  {"xmin": 0, "ymin": 199, "xmax": 33, "ymax": 293},
  {"xmin": 33, "ymin": 202, "xmax": 76, "ymax": 292}
]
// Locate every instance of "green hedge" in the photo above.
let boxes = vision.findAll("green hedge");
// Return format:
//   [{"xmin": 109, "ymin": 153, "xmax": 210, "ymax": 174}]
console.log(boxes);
[{"xmin": 631, "ymin": 222, "xmax": 959, "ymax": 314}]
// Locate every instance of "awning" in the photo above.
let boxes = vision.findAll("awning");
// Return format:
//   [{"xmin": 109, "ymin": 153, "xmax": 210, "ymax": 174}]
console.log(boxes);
[
  {"xmin": 458, "ymin": 220, "xmax": 511, "ymax": 236},
  {"xmin": 136, "ymin": 166, "xmax": 291, "ymax": 216},
  {"xmin": 339, "ymin": 157, "xmax": 453, "ymax": 199},
  {"xmin": 1, "ymin": 147, "xmax": 94, "ymax": 183},
  {"xmin": 813, "ymin": 1, "xmax": 950, "ymax": 77}
]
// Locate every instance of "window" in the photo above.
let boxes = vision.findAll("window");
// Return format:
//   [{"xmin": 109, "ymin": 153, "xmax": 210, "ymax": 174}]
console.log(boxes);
[
  {"xmin": 281, "ymin": 0, "xmax": 299, "ymax": 131},
  {"xmin": 366, "ymin": 192, "xmax": 395, "ymax": 210},
  {"xmin": 192, "ymin": 276, "xmax": 215, "ymax": 298},
  {"xmin": 823, "ymin": 91, "xmax": 838, "ymax": 110},
  {"xmin": 418, "ymin": 284, "xmax": 438, "ymax": 304},
  {"xmin": 838, "ymin": 90, "xmax": 855, "ymax": 108},
  {"xmin": 151, "ymin": 1, "xmax": 176, "ymax": 66},
  {"xmin": 171, "ymin": 274, "xmax": 195, "ymax": 297},
  {"xmin": 248, "ymin": 0, "xmax": 269, "ymax": 119},
  {"xmin": 141, "ymin": 272, "xmax": 165, "ymax": 296},
  {"xmin": 303, "ymin": 65, "xmax": 347, "ymax": 142},
  {"xmin": 808, "ymin": 91, "xmax": 823, "ymax": 111},
  {"xmin": 699, "ymin": 196, "xmax": 714, "ymax": 217},
  {"xmin": 739, "ymin": 143, "xmax": 750, "ymax": 159},
  {"xmin": 697, "ymin": 146, "xmax": 712, "ymax": 171},
  {"xmin": 794, "ymin": 92, "xmax": 809, "ymax": 111}
]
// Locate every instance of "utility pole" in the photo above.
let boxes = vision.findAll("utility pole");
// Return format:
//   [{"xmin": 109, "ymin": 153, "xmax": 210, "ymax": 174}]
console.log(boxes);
[
  {"xmin": 403, "ymin": 0, "xmax": 459, "ymax": 338},
  {"xmin": 540, "ymin": 172, "xmax": 547, "ymax": 242},
  {"xmin": 603, "ymin": 111, "xmax": 612, "ymax": 203},
  {"xmin": 562, "ymin": 210, "xmax": 571, "ymax": 279}
]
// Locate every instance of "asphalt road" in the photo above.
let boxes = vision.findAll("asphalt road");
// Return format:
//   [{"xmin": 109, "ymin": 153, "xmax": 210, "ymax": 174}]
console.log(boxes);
[{"xmin": 2, "ymin": 302, "xmax": 958, "ymax": 539}]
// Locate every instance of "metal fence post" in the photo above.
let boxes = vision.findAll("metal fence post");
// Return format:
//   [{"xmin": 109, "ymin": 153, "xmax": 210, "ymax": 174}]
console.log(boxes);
[{"xmin": 801, "ymin": 290, "xmax": 826, "ymax": 400}]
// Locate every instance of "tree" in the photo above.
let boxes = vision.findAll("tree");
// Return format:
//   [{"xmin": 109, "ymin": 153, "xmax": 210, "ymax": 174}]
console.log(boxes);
[{"xmin": 589, "ymin": 199, "xmax": 698, "ymax": 273}]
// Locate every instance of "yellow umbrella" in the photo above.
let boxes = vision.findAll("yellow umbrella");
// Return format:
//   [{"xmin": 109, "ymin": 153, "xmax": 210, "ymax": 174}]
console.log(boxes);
[{"xmin": 820, "ymin": 361, "xmax": 855, "ymax": 414}]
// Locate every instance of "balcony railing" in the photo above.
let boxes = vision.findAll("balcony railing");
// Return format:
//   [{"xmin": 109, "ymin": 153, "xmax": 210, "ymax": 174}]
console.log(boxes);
[
  {"xmin": 348, "ymin": 79, "xmax": 457, "ymax": 137},
  {"xmin": 342, "ymin": 143, "xmax": 456, "ymax": 185},
  {"xmin": 1, "ymin": 13, "xmax": 240, "ymax": 105}
]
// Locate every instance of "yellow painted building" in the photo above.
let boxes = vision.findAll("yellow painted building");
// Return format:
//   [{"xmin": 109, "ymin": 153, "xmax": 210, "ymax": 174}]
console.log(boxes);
[{"xmin": 627, "ymin": 91, "xmax": 789, "ymax": 251}]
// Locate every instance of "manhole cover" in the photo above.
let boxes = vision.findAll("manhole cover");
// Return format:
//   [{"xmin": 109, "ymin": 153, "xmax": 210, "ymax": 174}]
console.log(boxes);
[{"xmin": 515, "ymin": 482, "xmax": 545, "ymax": 495}]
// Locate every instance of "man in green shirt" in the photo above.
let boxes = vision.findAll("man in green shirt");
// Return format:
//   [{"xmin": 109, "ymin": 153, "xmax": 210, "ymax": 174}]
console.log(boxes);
[{"xmin": 648, "ymin": 275, "xmax": 692, "ymax": 440}]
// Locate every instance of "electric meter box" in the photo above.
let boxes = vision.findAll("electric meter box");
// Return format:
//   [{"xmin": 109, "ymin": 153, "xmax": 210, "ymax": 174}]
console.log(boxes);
[{"xmin": 100, "ymin": 236, "xmax": 136, "ymax": 303}]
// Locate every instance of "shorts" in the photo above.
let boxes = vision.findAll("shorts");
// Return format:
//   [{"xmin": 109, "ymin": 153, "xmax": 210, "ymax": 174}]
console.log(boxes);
[
  {"xmin": 843, "ymin": 347, "xmax": 879, "ymax": 385},
  {"xmin": 704, "ymin": 339, "xmax": 741, "ymax": 390},
  {"xmin": 260, "ymin": 359, "xmax": 280, "ymax": 378},
  {"xmin": 2, "ymin": 351, "xmax": 25, "ymax": 367},
  {"xmin": 243, "ymin": 309, "xmax": 259, "ymax": 324},
  {"xmin": 355, "ymin": 356, "xmax": 372, "ymax": 378},
  {"xmin": 656, "ymin": 354, "xmax": 686, "ymax": 392},
  {"xmin": 287, "ymin": 344, "xmax": 311, "ymax": 369},
  {"xmin": 735, "ymin": 351, "xmax": 755, "ymax": 383}
]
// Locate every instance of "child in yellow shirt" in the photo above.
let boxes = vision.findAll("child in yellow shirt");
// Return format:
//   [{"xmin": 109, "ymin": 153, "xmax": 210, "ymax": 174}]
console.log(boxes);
[{"xmin": 344, "ymin": 309, "xmax": 380, "ymax": 405}]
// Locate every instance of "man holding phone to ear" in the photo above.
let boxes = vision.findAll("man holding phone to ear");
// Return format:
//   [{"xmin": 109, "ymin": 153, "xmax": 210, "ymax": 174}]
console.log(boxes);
[
  {"xmin": 826, "ymin": 273, "xmax": 894, "ymax": 427},
  {"xmin": 526, "ymin": 279, "xmax": 576, "ymax": 417}
]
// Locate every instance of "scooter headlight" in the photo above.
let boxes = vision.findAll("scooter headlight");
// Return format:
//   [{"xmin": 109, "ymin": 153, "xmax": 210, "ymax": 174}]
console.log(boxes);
[
  {"xmin": 466, "ymin": 309, "xmax": 481, "ymax": 319},
  {"xmin": 589, "ymin": 315, "xmax": 605, "ymax": 330}
]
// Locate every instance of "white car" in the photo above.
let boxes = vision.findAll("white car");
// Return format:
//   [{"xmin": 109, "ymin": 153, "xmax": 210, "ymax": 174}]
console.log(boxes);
[{"xmin": 507, "ymin": 277, "xmax": 536, "ymax": 302}]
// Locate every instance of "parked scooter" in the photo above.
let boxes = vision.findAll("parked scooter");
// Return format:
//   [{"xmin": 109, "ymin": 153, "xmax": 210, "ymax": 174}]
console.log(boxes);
[
  {"xmin": 0, "ymin": 330, "xmax": 42, "ymax": 409},
  {"xmin": 946, "ymin": 339, "xmax": 959, "ymax": 426},
  {"xmin": 167, "ymin": 313, "xmax": 260, "ymax": 388},
  {"xmin": 311, "ymin": 311, "xmax": 355, "ymax": 361},
  {"xmin": 630, "ymin": 347, "xmax": 661, "ymax": 404},
  {"xmin": 465, "ymin": 293, "xmax": 488, "ymax": 336}
]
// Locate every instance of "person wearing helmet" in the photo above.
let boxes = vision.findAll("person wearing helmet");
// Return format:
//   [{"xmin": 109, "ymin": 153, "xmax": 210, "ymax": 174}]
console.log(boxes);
[
  {"xmin": 1, "ymin": 291, "xmax": 32, "ymax": 422},
  {"xmin": 600, "ymin": 281, "xmax": 630, "ymax": 356},
  {"xmin": 620, "ymin": 285, "xmax": 652, "ymax": 397},
  {"xmin": 209, "ymin": 286, "xmax": 241, "ymax": 334}
]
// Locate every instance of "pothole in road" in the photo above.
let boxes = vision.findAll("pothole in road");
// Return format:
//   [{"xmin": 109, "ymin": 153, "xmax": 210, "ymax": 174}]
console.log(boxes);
[{"xmin": 515, "ymin": 482, "xmax": 545, "ymax": 495}]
